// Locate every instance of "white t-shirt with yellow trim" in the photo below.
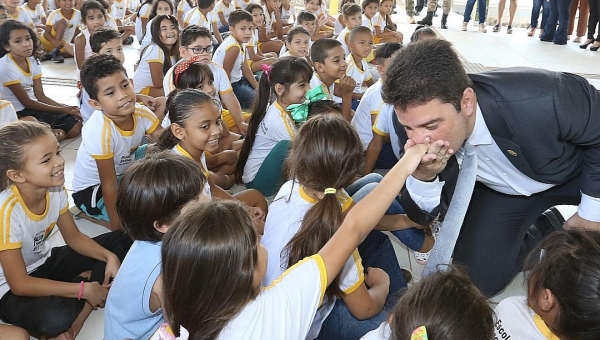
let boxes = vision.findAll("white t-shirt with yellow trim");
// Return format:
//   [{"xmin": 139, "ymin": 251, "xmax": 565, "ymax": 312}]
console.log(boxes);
[
  {"xmin": 20, "ymin": 3, "xmax": 46, "ymax": 27},
  {"xmin": 309, "ymin": 72, "xmax": 341, "ymax": 103},
  {"xmin": 212, "ymin": 35, "xmax": 244, "ymax": 83},
  {"xmin": 135, "ymin": 3, "xmax": 152, "ymax": 40},
  {"xmin": 171, "ymin": 144, "xmax": 212, "ymax": 199},
  {"xmin": 46, "ymin": 9, "xmax": 82, "ymax": 43},
  {"xmin": 337, "ymin": 28, "xmax": 350, "ymax": 56},
  {"xmin": 134, "ymin": 44, "xmax": 175, "ymax": 93},
  {"xmin": 261, "ymin": 179, "xmax": 364, "ymax": 339},
  {"xmin": 373, "ymin": 104, "xmax": 401, "ymax": 159},
  {"xmin": 0, "ymin": 54, "xmax": 42, "ymax": 112},
  {"xmin": 234, "ymin": 0, "xmax": 256, "ymax": 9},
  {"xmin": 8, "ymin": 7, "xmax": 34, "ymax": 28},
  {"xmin": 112, "ymin": 0, "xmax": 128, "ymax": 20},
  {"xmin": 263, "ymin": 5, "xmax": 276, "ymax": 34},
  {"xmin": 184, "ymin": 8, "xmax": 217, "ymax": 32},
  {"xmin": 281, "ymin": 5, "xmax": 295, "ymax": 24},
  {"xmin": 346, "ymin": 54, "xmax": 372, "ymax": 94},
  {"xmin": 362, "ymin": 14, "xmax": 374, "ymax": 33},
  {"xmin": 73, "ymin": 104, "xmax": 159, "ymax": 192},
  {"xmin": 215, "ymin": 0, "xmax": 235, "ymax": 28},
  {"xmin": 494, "ymin": 296, "xmax": 560, "ymax": 340},
  {"xmin": 0, "ymin": 186, "xmax": 69, "ymax": 297},
  {"xmin": 162, "ymin": 60, "xmax": 232, "ymax": 99},
  {"xmin": 177, "ymin": 0, "xmax": 194, "ymax": 17},
  {"xmin": 218, "ymin": 254, "xmax": 327, "ymax": 339},
  {"xmin": 371, "ymin": 12, "xmax": 386, "ymax": 31},
  {"xmin": 352, "ymin": 79, "xmax": 384, "ymax": 150},
  {"xmin": 139, "ymin": 18, "xmax": 155, "ymax": 49},
  {"xmin": 242, "ymin": 101, "xmax": 296, "ymax": 183},
  {"xmin": 0, "ymin": 100, "xmax": 17, "ymax": 127},
  {"xmin": 360, "ymin": 322, "xmax": 391, "ymax": 340}
]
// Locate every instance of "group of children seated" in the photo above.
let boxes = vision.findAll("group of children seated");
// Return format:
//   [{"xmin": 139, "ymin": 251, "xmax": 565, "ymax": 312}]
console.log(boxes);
[{"xmin": 1, "ymin": 0, "xmax": 598, "ymax": 339}]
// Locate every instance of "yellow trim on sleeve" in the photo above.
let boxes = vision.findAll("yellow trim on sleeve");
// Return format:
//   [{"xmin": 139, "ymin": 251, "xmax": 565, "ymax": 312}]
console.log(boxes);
[
  {"xmin": 0, "ymin": 242, "xmax": 22, "ymax": 251},
  {"xmin": 92, "ymin": 153, "xmax": 115, "ymax": 160},
  {"xmin": 343, "ymin": 249, "xmax": 365, "ymax": 295},
  {"xmin": 101, "ymin": 116, "xmax": 113, "ymax": 155},
  {"xmin": 33, "ymin": 74, "xmax": 42, "ymax": 80},
  {"xmin": 372, "ymin": 125, "xmax": 388, "ymax": 137},
  {"xmin": 134, "ymin": 105, "xmax": 159, "ymax": 133},
  {"xmin": 0, "ymin": 101, "xmax": 13, "ymax": 110},
  {"xmin": 3, "ymin": 80, "xmax": 21, "ymax": 87},
  {"xmin": 219, "ymin": 87, "xmax": 233, "ymax": 95},
  {"xmin": 265, "ymin": 254, "xmax": 328, "ymax": 305},
  {"xmin": 1, "ymin": 194, "xmax": 17, "ymax": 247}
]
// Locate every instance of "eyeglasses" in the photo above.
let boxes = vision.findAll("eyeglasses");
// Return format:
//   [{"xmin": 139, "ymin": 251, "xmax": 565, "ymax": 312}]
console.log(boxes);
[{"xmin": 184, "ymin": 45, "xmax": 213, "ymax": 55}]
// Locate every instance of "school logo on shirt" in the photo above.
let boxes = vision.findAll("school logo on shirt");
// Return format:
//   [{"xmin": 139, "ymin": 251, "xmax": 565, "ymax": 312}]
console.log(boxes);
[
  {"xmin": 32, "ymin": 223, "xmax": 55, "ymax": 254},
  {"xmin": 119, "ymin": 154, "xmax": 133, "ymax": 166}
]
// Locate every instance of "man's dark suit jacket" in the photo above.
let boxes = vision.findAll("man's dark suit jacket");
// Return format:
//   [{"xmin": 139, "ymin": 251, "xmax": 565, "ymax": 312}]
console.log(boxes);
[{"xmin": 393, "ymin": 67, "xmax": 600, "ymax": 226}]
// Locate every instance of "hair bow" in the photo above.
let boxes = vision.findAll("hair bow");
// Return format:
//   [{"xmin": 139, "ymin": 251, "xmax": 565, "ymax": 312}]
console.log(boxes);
[
  {"xmin": 286, "ymin": 86, "xmax": 328, "ymax": 123},
  {"xmin": 174, "ymin": 54, "xmax": 201, "ymax": 85},
  {"xmin": 411, "ymin": 326, "xmax": 428, "ymax": 340},
  {"xmin": 261, "ymin": 64, "xmax": 272, "ymax": 82}
]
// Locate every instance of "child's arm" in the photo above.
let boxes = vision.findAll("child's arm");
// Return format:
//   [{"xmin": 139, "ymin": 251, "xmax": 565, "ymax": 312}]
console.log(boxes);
[
  {"xmin": 212, "ymin": 21, "xmax": 224, "ymax": 43},
  {"xmin": 217, "ymin": 9, "xmax": 227, "ymax": 28},
  {"xmin": 96, "ymin": 158, "xmax": 122, "ymax": 231},
  {"xmin": 222, "ymin": 45, "xmax": 240, "ymax": 79},
  {"xmin": 333, "ymin": 75, "xmax": 356, "ymax": 121},
  {"xmin": 363, "ymin": 133, "xmax": 384, "ymax": 175},
  {"xmin": 148, "ymin": 62, "xmax": 166, "ymax": 96},
  {"xmin": 241, "ymin": 54, "xmax": 259, "ymax": 89},
  {"xmin": 257, "ymin": 24, "xmax": 272, "ymax": 43},
  {"xmin": 57, "ymin": 211, "xmax": 121, "ymax": 286},
  {"xmin": 31, "ymin": 78, "xmax": 81, "ymax": 118},
  {"xmin": 0, "ymin": 249, "xmax": 109, "ymax": 306},
  {"xmin": 43, "ymin": 23, "xmax": 63, "ymax": 48},
  {"xmin": 246, "ymin": 42, "xmax": 266, "ymax": 61},
  {"xmin": 342, "ymin": 268, "xmax": 389, "ymax": 319},
  {"xmin": 318, "ymin": 143, "xmax": 430, "ymax": 286},
  {"xmin": 221, "ymin": 91, "xmax": 248, "ymax": 134},
  {"xmin": 272, "ymin": 8, "xmax": 284, "ymax": 40},
  {"xmin": 74, "ymin": 33, "xmax": 86, "ymax": 69},
  {"xmin": 365, "ymin": 78, "xmax": 374, "ymax": 87},
  {"xmin": 351, "ymin": 92, "xmax": 363, "ymax": 100}
]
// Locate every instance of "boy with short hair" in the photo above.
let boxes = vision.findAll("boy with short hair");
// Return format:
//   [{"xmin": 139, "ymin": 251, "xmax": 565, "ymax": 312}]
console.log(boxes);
[
  {"xmin": 73, "ymin": 54, "xmax": 163, "ymax": 231},
  {"xmin": 41, "ymin": 0, "xmax": 81, "ymax": 63},
  {"xmin": 212, "ymin": 10, "xmax": 258, "ymax": 110},
  {"xmin": 164, "ymin": 25, "xmax": 248, "ymax": 133},
  {"xmin": 337, "ymin": 3, "xmax": 362, "ymax": 55},
  {"xmin": 184, "ymin": 0, "xmax": 223, "ymax": 44},
  {"xmin": 361, "ymin": 42, "xmax": 404, "ymax": 173},
  {"xmin": 310, "ymin": 38, "xmax": 355, "ymax": 121},
  {"xmin": 346, "ymin": 26, "xmax": 375, "ymax": 107}
]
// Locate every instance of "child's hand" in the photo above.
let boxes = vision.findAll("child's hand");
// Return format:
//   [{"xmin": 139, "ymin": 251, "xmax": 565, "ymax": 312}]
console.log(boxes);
[
  {"xmin": 103, "ymin": 253, "xmax": 121, "ymax": 288},
  {"xmin": 364, "ymin": 267, "xmax": 390, "ymax": 288},
  {"xmin": 83, "ymin": 282, "xmax": 109, "ymax": 309},
  {"xmin": 247, "ymin": 206, "xmax": 266, "ymax": 221},
  {"xmin": 252, "ymin": 216, "xmax": 265, "ymax": 235},
  {"xmin": 404, "ymin": 138, "xmax": 454, "ymax": 181},
  {"xmin": 66, "ymin": 106, "xmax": 82, "ymax": 120},
  {"xmin": 339, "ymin": 75, "xmax": 356, "ymax": 96}
]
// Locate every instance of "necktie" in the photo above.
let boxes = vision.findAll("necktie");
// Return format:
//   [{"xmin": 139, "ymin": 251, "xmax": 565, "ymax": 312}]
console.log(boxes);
[{"xmin": 423, "ymin": 143, "xmax": 477, "ymax": 276}]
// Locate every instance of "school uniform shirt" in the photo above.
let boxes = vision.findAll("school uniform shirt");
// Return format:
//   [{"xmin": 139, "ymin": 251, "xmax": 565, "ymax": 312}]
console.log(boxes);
[
  {"xmin": 0, "ymin": 186, "xmax": 69, "ymax": 297},
  {"xmin": 336, "ymin": 28, "xmax": 350, "ymax": 56},
  {"xmin": 212, "ymin": 35, "xmax": 244, "ymax": 83},
  {"xmin": 104, "ymin": 241, "xmax": 164, "ymax": 339},
  {"xmin": 362, "ymin": 14, "xmax": 374, "ymax": 33},
  {"xmin": 352, "ymin": 79, "xmax": 384, "ymax": 150},
  {"xmin": 346, "ymin": 54, "xmax": 372, "ymax": 94},
  {"xmin": 263, "ymin": 5, "xmax": 276, "ymax": 34},
  {"xmin": 8, "ymin": 7, "xmax": 34, "ymax": 28},
  {"xmin": 215, "ymin": 0, "xmax": 235, "ymax": 28},
  {"xmin": 261, "ymin": 179, "xmax": 364, "ymax": 339},
  {"xmin": 0, "ymin": 54, "xmax": 42, "ymax": 112},
  {"xmin": 112, "ymin": 0, "xmax": 128, "ymax": 20},
  {"xmin": 494, "ymin": 296, "xmax": 560, "ymax": 340},
  {"xmin": 20, "ymin": 3, "xmax": 46, "ymax": 27},
  {"xmin": 72, "ymin": 104, "xmax": 159, "ymax": 192},
  {"xmin": 372, "ymin": 104, "xmax": 402, "ymax": 159},
  {"xmin": 171, "ymin": 144, "xmax": 212, "ymax": 199},
  {"xmin": 133, "ymin": 44, "xmax": 176, "ymax": 93},
  {"xmin": 0, "ymin": 100, "xmax": 17, "ymax": 127},
  {"xmin": 242, "ymin": 101, "xmax": 295, "ymax": 183},
  {"xmin": 371, "ymin": 12, "xmax": 387, "ymax": 32},
  {"xmin": 309, "ymin": 72, "xmax": 341, "ymax": 103},
  {"xmin": 184, "ymin": 8, "xmax": 217, "ymax": 33},
  {"xmin": 234, "ymin": 0, "xmax": 255, "ymax": 9},
  {"xmin": 333, "ymin": 15, "xmax": 344, "ymax": 35},
  {"xmin": 177, "ymin": 0, "xmax": 194, "ymax": 19},
  {"xmin": 129, "ymin": 0, "xmax": 141, "ymax": 12},
  {"xmin": 245, "ymin": 28, "xmax": 260, "ymax": 60},
  {"xmin": 360, "ymin": 322, "xmax": 391, "ymax": 340},
  {"xmin": 46, "ymin": 9, "xmax": 82, "ymax": 43},
  {"xmin": 139, "ymin": 18, "xmax": 155, "ymax": 49},
  {"xmin": 280, "ymin": 5, "xmax": 295, "ymax": 24},
  {"xmin": 135, "ymin": 3, "xmax": 152, "ymax": 41}
]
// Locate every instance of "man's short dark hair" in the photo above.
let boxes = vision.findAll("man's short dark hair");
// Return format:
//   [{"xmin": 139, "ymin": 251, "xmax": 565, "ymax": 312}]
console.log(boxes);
[
  {"xmin": 375, "ymin": 42, "xmax": 402, "ymax": 65},
  {"xmin": 81, "ymin": 54, "xmax": 128, "ymax": 101},
  {"xmin": 90, "ymin": 27, "xmax": 121, "ymax": 53},
  {"xmin": 311, "ymin": 38, "xmax": 342, "ymax": 64},
  {"xmin": 382, "ymin": 39, "xmax": 472, "ymax": 111},
  {"xmin": 228, "ymin": 9, "xmax": 253, "ymax": 27}
]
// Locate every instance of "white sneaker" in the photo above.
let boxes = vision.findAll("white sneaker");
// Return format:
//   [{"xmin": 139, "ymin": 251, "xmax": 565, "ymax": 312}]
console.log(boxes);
[
  {"xmin": 408, "ymin": 16, "xmax": 416, "ymax": 24},
  {"xmin": 413, "ymin": 221, "xmax": 441, "ymax": 265}
]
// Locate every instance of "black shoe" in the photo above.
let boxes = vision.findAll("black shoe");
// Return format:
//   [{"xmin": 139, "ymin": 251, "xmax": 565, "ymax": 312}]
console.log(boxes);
[
  {"xmin": 441, "ymin": 13, "xmax": 448, "ymax": 29},
  {"xmin": 591, "ymin": 44, "xmax": 600, "ymax": 51},
  {"xmin": 51, "ymin": 48, "xmax": 64, "ymax": 63},
  {"xmin": 417, "ymin": 11, "xmax": 433, "ymax": 25},
  {"xmin": 580, "ymin": 39, "xmax": 593, "ymax": 49},
  {"xmin": 40, "ymin": 52, "xmax": 52, "ymax": 61},
  {"xmin": 401, "ymin": 268, "xmax": 413, "ymax": 283},
  {"xmin": 123, "ymin": 36, "xmax": 134, "ymax": 45}
]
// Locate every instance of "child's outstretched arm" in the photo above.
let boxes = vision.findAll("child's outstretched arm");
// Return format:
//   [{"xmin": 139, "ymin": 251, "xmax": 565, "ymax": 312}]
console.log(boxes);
[
  {"xmin": 96, "ymin": 158, "xmax": 122, "ymax": 231},
  {"xmin": 318, "ymin": 143, "xmax": 430, "ymax": 286},
  {"xmin": 74, "ymin": 33, "xmax": 87, "ymax": 69}
]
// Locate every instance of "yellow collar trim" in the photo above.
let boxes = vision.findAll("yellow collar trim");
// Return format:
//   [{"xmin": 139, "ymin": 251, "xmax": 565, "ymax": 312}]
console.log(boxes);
[{"xmin": 298, "ymin": 185, "xmax": 352, "ymax": 212}]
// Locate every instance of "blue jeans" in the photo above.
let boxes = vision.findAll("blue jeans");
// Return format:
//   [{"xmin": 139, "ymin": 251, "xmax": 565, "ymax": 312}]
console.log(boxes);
[
  {"xmin": 231, "ymin": 77, "xmax": 257, "ymax": 110},
  {"xmin": 531, "ymin": 0, "xmax": 550, "ymax": 28},
  {"xmin": 463, "ymin": 0, "xmax": 487, "ymax": 23},
  {"xmin": 346, "ymin": 174, "xmax": 426, "ymax": 251},
  {"xmin": 316, "ymin": 230, "xmax": 406, "ymax": 340},
  {"xmin": 541, "ymin": 0, "xmax": 573, "ymax": 44}
]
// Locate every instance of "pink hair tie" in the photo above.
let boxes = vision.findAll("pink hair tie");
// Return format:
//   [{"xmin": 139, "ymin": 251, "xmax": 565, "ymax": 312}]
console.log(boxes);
[{"xmin": 261, "ymin": 64, "xmax": 272, "ymax": 82}]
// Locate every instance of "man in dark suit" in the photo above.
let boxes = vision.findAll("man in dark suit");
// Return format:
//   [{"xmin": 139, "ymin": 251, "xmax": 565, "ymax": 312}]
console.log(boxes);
[{"xmin": 382, "ymin": 39, "xmax": 600, "ymax": 296}]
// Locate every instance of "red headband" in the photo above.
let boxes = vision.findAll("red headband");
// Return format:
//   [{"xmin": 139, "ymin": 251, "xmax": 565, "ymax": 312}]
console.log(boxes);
[{"xmin": 174, "ymin": 54, "xmax": 202, "ymax": 86}]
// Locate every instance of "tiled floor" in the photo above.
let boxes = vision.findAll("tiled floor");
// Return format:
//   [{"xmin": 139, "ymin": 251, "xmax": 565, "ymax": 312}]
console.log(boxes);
[{"xmin": 18, "ymin": 7, "xmax": 599, "ymax": 338}]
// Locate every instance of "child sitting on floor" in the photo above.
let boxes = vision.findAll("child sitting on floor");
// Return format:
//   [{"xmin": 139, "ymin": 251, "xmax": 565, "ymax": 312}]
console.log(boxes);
[{"xmin": 41, "ymin": 0, "xmax": 81, "ymax": 63}]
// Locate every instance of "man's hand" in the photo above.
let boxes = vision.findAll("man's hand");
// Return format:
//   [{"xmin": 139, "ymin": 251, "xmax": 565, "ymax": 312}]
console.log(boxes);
[
  {"xmin": 406, "ymin": 137, "xmax": 454, "ymax": 181},
  {"xmin": 564, "ymin": 212, "xmax": 600, "ymax": 230}
]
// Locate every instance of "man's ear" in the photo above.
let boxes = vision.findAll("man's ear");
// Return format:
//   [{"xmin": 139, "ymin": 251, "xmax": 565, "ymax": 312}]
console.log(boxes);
[
  {"xmin": 6, "ymin": 169, "xmax": 25, "ymax": 184},
  {"xmin": 460, "ymin": 87, "xmax": 477, "ymax": 117},
  {"xmin": 153, "ymin": 221, "xmax": 170, "ymax": 234}
]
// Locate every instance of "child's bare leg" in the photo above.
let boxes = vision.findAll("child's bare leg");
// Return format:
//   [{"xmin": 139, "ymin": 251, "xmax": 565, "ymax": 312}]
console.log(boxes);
[
  {"xmin": 0, "ymin": 325, "xmax": 29, "ymax": 340},
  {"xmin": 218, "ymin": 124, "xmax": 241, "ymax": 151},
  {"xmin": 420, "ymin": 235, "xmax": 434, "ymax": 252},
  {"xmin": 234, "ymin": 189, "xmax": 268, "ymax": 213},
  {"xmin": 206, "ymin": 150, "xmax": 237, "ymax": 174},
  {"xmin": 211, "ymin": 172, "xmax": 235, "ymax": 189},
  {"xmin": 64, "ymin": 121, "xmax": 82, "ymax": 139},
  {"xmin": 259, "ymin": 39, "xmax": 284, "ymax": 54},
  {"xmin": 52, "ymin": 19, "xmax": 67, "ymax": 47}
]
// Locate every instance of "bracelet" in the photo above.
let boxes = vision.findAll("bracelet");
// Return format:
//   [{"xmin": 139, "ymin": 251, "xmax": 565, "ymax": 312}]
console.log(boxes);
[{"xmin": 77, "ymin": 281, "xmax": 85, "ymax": 300}]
